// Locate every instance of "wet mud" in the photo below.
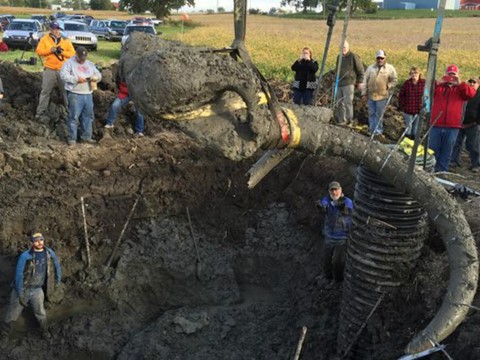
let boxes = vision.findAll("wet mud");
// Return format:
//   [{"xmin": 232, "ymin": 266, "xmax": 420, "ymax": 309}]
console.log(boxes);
[{"xmin": 0, "ymin": 56, "xmax": 480, "ymax": 360}]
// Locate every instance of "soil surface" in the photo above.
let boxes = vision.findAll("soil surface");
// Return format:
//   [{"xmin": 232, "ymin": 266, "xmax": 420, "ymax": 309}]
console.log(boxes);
[{"xmin": 0, "ymin": 60, "xmax": 479, "ymax": 360}]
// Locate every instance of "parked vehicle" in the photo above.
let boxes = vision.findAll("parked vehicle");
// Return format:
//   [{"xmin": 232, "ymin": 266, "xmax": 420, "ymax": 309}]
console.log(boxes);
[
  {"xmin": 58, "ymin": 20, "xmax": 98, "ymax": 50},
  {"xmin": 31, "ymin": 15, "xmax": 48, "ymax": 29},
  {"xmin": 130, "ymin": 17, "xmax": 153, "ymax": 26},
  {"xmin": 104, "ymin": 20, "xmax": 128, "ymax": 41},
  {"xmin": 121, "ymin": 24, "xmax": 157, "ymax": 46},
  {"xmin": 145, "ymin": 17, "xmax": 163, "ymax": 26},
  {"xmin": 85, "ymin": 15, "xmax": 95, "ymax": 25},
  {"xmin": 0, "ymin": 15, "xmax": 16, "ymax": 32},
  {"xmin": 64, "ymin": 15, "xmax": 89, "ymax": 24},
  {"xmin": 53, "ymin": 12, "xmax": 67, "ymax": 19},
  {"xmin": 89, "ymin": 19, "xmax": 109, "ymax": 38},
  {"xmin": 2, "ymin": 19, "xmax": 44, "ymax": 49}
]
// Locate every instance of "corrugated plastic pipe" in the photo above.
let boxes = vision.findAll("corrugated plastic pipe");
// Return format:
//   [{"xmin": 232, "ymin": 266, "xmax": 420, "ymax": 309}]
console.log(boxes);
[{"xmin": 337, "ymin": 166, "xmax": 429, "ymax": 358}]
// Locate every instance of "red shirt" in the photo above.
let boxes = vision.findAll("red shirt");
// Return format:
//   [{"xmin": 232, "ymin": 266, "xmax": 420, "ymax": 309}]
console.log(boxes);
[
  {"xmin": 117, "ymin": 81, "xmax": 129, "ymax": 100},
  {"xmin": 431, "ymin": 82, "xmax": 476, "ymax": 128},
  {"xmin": 398, "ymin": 78, "xmax": 425, "ymax": 115},
  {"xmin": 0, "ymin": 42, "xmax": 8, "ymax": 52}
]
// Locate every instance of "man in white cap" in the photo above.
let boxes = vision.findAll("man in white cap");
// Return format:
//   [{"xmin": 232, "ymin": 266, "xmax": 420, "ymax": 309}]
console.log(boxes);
[
  {"xmin": 316, "ymin": 181, "xmax": 353, "ymax": 282},
  {"xmin": 60, "ymin": 46, "xmax": 102, "ymax": 146},
  {"xmin": 361, "ymin": 49, "xmax": 398, "ymax": 137},
  {"xmin": 429, "ymin": 64, "xmax": 477, "ymax": 172}
]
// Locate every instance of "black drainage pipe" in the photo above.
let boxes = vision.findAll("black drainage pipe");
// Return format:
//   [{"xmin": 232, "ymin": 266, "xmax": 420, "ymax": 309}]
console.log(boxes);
[{"xmin": 337, "ymin": 166, "xmax": 429, "ymax": 358}]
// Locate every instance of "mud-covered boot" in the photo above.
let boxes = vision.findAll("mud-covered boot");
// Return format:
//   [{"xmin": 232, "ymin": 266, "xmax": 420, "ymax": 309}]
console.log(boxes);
[{"xmin": 39, "ymin": 321, "xmax": 51, "ymax": 340}]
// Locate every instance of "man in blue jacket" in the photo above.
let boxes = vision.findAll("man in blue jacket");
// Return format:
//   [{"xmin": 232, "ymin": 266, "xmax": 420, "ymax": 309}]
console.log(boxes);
[
  {"xmin": 0, "ymin": 231, "xmax": 62, "ymax": 340},
  {"xmin": 317, "ymin": 181, "xmax": 353, "ymax": 282}
]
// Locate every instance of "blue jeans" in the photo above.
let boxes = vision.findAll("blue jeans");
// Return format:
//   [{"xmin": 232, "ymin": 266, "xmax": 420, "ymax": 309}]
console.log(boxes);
[
  {"xmin": 293, "ymin": 89, "xmax": 313, "ymax": 105},
  {"xmin": 368, "ymin": 98, "xmax": 388, "ymax": 135},
  {"xmin": 106, "ymin": 96, "xmax": 145, "ymax": 133},
  {"xmin": 67, "ymin": 92, "xmax": 94, "ymax": 142},
  {"xmin": 428, "ymin": 126, "xmax": 459, "ymax": 172},
  {"xmin": 4, "ymin": 288, "xmax": 47, "ymax": 328},
  {"xmin": 404, "ymin": 113, "xmax": 419, "ymax": 137},
  {"xmin": 451, "ymin": 125, "xmax": 480, "ymax": 168}
]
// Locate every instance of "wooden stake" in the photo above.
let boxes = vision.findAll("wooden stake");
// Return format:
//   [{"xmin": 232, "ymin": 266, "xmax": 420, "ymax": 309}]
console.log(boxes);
[
  {"xmin": 293, "ymin": 326, "xmax": 308, "ymax": 360},
  {"xmin": 105, "ymin": 196, "xmax": 140, "ymax": 271},
  {"xmin": 186, "ymin": 207, "xmax": 201, "ymax": 280},
  {"xmin": 80, "ymin": 196, "xmax": 91, "ymax": 268}
]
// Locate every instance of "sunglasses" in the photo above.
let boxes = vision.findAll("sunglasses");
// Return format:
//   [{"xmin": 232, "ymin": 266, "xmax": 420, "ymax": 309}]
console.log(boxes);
[
  {"xmin": 376, "ymin": 57, "xmax": 385, "ymax": 60},
  {"xmin": 468, "ymin": 80, "xmax": 477, "ymax": 84}
]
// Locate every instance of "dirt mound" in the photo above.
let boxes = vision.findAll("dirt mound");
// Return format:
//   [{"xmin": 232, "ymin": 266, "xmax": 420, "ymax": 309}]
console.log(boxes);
[{"xmin": 0, "ymin": 60, "xmax": 479, "ymax": 360}]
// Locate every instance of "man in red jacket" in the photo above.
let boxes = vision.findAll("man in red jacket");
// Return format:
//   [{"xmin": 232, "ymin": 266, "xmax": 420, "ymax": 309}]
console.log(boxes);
[{"xmin": 429, "ymin": 64, "xmax": 477, "ymax": 172}]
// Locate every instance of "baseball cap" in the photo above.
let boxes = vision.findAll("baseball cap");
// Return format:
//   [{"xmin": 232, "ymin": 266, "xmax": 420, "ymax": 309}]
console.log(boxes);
[
  {"xmin": 446, "ymin": 64, "xmax": 459, "ymax": 75},
  {"xmin": 376, "ymin": 50, "xmax": 386, "ymax": 58},
  {"xmin": 30, "ymin": 232, "xmax": 44, "ymax": 242},
  {"xmin": 328, "ymin": 181, "xmax": 341, "ymax": 190},
  {"xmin": 76, "ymin": 46, "xmax": 88, "ymax": 60},
  {"xmin": 50, "ymin": 22, "xmax": 60, "ymax": 29}
]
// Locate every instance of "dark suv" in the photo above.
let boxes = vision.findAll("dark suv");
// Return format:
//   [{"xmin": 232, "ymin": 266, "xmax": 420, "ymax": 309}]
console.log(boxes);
[
  {"xmin": 105, "ymin": 20, "xmax": 128, "ymax": 41},
  {"xmin": 31, "ymin": 15, "xmax": 48, "ymax": 29}
]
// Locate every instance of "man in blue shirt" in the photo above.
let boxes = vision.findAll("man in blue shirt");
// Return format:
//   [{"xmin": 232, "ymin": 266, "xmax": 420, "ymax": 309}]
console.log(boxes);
[
  {"xmin": 317, "ymin": 181, "xmax": 353, "ymax": 282},
  {"xmin": 0, "ymin": 231, "xmax": 62, "ymax": 340}
]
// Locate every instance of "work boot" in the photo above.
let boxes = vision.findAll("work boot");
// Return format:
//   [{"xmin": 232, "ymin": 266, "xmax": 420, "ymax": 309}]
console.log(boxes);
[
  {"xmin": 39, "ymin": 321, "xmax": 51, "ymax": 340},
  {"xmin": 41, "ymin": 328, "xmax": 52, "ymax": 340}
]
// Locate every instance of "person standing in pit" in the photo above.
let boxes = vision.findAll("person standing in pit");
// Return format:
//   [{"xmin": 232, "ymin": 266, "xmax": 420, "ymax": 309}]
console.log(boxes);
[{"xmin": 317, "ymin": 181, "xmax": 353, "ymax": 283}]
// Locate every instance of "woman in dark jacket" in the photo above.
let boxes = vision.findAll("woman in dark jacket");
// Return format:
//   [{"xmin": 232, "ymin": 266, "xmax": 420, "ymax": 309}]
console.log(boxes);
[{"xmin": 291, "ymin": 47, "xmax": 318, "ymax": 105}]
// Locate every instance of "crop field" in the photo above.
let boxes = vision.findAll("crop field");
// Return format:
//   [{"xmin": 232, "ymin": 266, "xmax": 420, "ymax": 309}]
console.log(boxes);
[
  {"xmin": 178, "ymin": 13, "xmax": 480, "ymax": 82},
  {"xmin": 1, "ymin": 8, "xmax": 479, "ymax": 82}
]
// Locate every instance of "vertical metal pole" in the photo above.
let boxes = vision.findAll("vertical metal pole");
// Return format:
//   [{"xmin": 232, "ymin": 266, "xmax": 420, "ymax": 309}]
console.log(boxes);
[
  {"xmin": 405, "ymin": 0, "xmax": 446, "ymax": 186},
  {"xmin": 332, "ymin": 0, "xmax": 352, "ymax": 109}
]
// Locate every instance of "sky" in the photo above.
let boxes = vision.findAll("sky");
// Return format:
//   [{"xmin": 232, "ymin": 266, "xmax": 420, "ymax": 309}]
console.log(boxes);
[{"xmin": 179, "ymin": 0, "xmax": 299, "ymax": 12}]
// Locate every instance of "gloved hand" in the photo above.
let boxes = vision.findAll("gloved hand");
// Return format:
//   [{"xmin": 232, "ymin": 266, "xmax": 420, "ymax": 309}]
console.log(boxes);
[
  {"xmin": 342, "ymin": 207, "xmax": 351, "ymax": 215},
  {"xmin": 315, "ymin": 201, "xmax": 327, "ymax": 213},
  {"xmin": 18, "ymin": 291, "xmax": 28, "ymax": 307}
]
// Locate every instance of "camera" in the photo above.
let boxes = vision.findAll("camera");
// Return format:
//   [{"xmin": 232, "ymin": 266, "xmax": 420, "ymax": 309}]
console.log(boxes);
[
  {"xmin": 54, "ymin": 47, "xmax": 63, "ymax": 55},
  {"xmin": 442, "ymin": 75, "xmax": 457, "ymax": 84}
]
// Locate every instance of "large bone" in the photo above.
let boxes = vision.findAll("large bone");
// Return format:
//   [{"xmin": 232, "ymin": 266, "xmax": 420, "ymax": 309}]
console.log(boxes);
[{"xmin": 121, "ymin": 35, "xmax": 478, "ymax": 355}]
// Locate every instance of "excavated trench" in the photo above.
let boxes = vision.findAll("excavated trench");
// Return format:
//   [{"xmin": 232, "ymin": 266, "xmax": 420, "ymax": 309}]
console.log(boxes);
[{"xmin": 1, "ymin": 59, "xmax": 480, "ymax": 360}]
